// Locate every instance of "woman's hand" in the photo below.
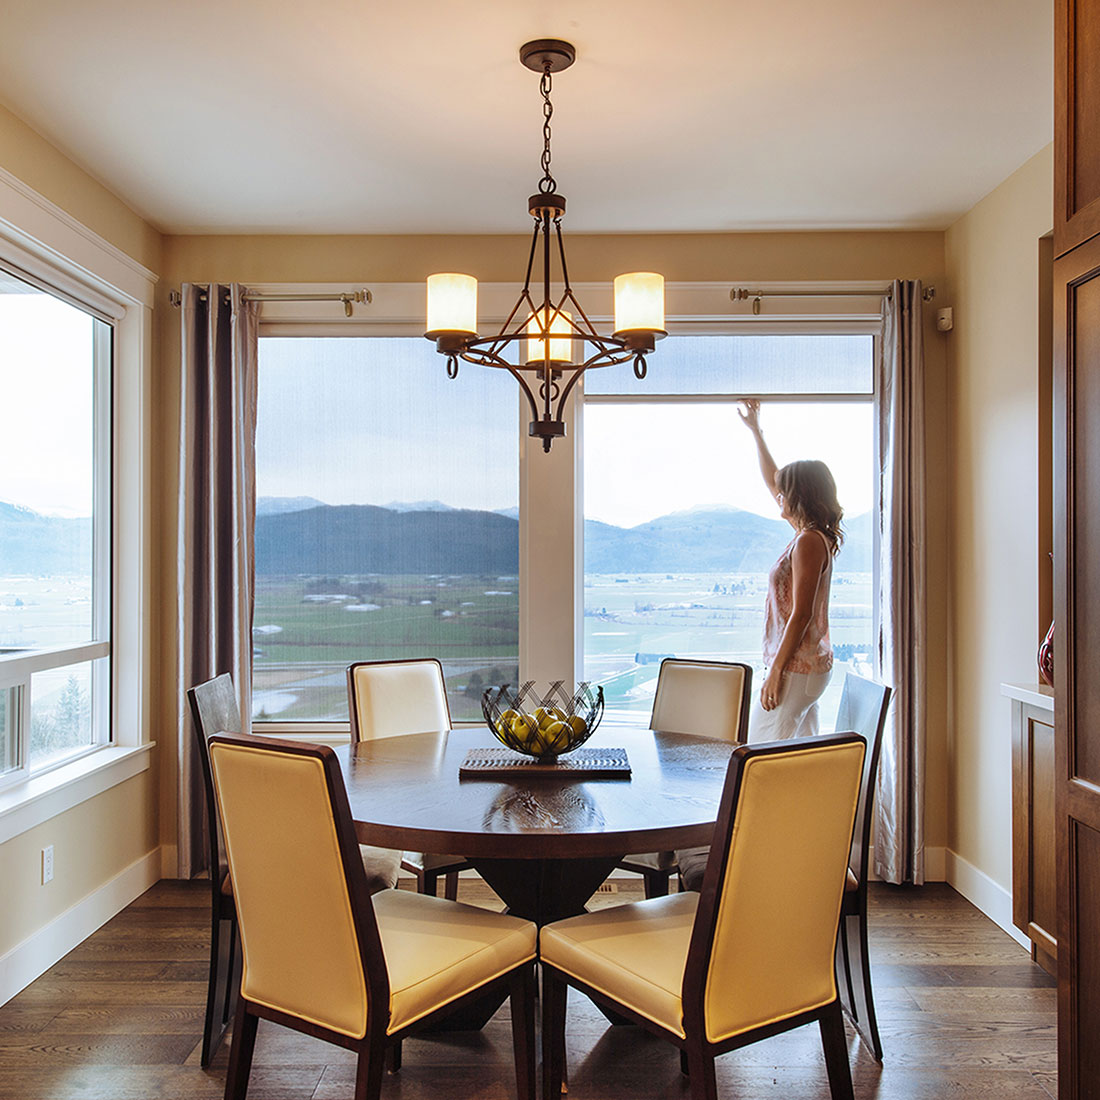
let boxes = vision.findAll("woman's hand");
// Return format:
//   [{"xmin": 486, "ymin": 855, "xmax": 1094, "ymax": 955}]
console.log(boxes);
[
  {"xmin": 760, "ymin": 666, "xmax": 785, "ymax": 711},
  {"xmin": 738, "ymin": 399, "xmax": 761, "ymax": 433}
]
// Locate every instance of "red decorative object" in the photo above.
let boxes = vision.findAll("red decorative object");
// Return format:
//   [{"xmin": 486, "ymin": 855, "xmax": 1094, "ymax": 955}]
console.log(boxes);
[{"xmin": 1038, "ymin": 620, "xmax": 1055, "ymax": 687}]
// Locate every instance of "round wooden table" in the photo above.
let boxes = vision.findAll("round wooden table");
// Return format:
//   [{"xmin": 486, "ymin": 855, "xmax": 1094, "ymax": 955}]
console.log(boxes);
[
  {"xmin": 335, "ymin": 725, "xmax": 735, "ymax": 925},
  {"xmin": 336, "ymin": 725, "xmax": 735, "ymax": 1030}
]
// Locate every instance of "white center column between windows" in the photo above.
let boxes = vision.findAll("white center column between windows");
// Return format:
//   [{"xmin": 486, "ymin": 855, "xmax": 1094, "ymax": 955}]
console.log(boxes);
[{"xmin": 518, "ymin": 385, "xmax": 583, "ymax": 689}]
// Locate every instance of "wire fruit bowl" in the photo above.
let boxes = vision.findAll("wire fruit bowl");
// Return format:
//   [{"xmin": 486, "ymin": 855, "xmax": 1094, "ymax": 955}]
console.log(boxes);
[{"xmin": 481, "ymin": 680, "xmax": 604, "ymax": 761}]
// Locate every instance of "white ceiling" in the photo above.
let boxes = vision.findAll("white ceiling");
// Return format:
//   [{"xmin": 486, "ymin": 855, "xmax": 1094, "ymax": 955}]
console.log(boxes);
[{"xmin": 0, "ymin": 0, "xmax": 1053, "ymax": 236}]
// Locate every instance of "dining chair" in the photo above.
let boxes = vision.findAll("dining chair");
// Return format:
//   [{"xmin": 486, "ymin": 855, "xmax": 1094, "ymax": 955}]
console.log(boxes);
[
  {"xmin": 541, "ymin": 733, "xmax": 866, "ymax": 1100},
  {"xmin": 187, "ymin": 674, "xmax": 403, "ymax": 1067},
  {"xmin": 208, "ymin": 731, "xmax": 537, "ymax": 1100},
  {"xmin": 618, "ymin": 658, "xmax": 752, "ymax": 898},
  {"xmin": 832, "ymin": 672, "xmax": 893, "ymax": 1062},
  {"xmin": 346, "ymin": 658, "xmax": 472, "ymax": 899}
]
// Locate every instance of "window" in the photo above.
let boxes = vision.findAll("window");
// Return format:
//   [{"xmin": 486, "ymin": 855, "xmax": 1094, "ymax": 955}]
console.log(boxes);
[
  {"xmin": 253, "ymin": 336, "xmax": 519, "ymax": 724},
  {"xmin": 0, "ymin": 265, "xmax": 112, "ymax": 784},
  {"xmin": 583, "ymin": 333, "xmax": 876, "ymax": 729}
]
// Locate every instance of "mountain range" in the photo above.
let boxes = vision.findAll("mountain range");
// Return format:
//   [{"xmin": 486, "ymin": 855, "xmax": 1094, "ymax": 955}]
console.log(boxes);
[
  {"xmin": 0, "ymin": 501, "xmax": 91, "ymax": 575},
  {"xmin": 0, "ymin": 498, "xmax": 873, "ymax": 577},
  {"xmin": 252, "ymin": 498, "xmax": 872, "ymax": 575}
]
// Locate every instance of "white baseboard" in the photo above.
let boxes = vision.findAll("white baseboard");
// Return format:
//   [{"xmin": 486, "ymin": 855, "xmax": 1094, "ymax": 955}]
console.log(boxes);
[
  {"xmin": 0, "ymin": 846, "xmax": 162, "ymax": 1005},
  {"xmin": 944, "ymin": 848, "xmax": 1030, "ymax": 950}
]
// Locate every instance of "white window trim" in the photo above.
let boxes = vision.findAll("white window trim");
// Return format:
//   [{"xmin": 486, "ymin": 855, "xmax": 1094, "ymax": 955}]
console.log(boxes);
[{"xmin": 0, "ymin": 166, "xmax": 155, "ymax": 836}]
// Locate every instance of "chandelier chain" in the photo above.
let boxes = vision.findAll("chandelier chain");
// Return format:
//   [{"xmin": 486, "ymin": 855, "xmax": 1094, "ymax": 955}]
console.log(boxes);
[{"xmin": 539, "ymin": 65, "xmax": 556, "ymax": 195}]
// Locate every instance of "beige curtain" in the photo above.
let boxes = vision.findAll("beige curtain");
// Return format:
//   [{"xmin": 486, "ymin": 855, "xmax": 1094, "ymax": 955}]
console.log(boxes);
[
  {"xmin": 874, "ymin": 279, "xmax": 926, "ymax": 885},
  {"xmin": 176, "ymin": 284, "xmax": 258, "ymax": 878}
]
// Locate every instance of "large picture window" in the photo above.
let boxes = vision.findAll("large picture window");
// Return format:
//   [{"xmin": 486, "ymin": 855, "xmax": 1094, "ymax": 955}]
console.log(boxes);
[
  {"xmin": 0, "ymin": 265, "xmax": 112, "ymax": 782},
  {"xmin": 253, "ymin": 336, "xmax": 519, "ymax": 724},
  {"xmin": 583, "ymin": 333, "xmax": 876, "ymax": 729}
]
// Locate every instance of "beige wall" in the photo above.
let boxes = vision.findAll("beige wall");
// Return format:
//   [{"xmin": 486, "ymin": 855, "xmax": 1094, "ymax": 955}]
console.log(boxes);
[
  {"xmin": 944, "ymin": 144, "xmax": 1054, "ymax": 889},
  {"xmin": 0, "ymin": 773, "xmax": 158, "ymax": 956},
  {"xmin": 155, "ymin": 230, "xmax": 950, "ymax": 859},
  {"xmin": 0, "ymin": 103, "xmax": 161, "ymax": 274}
]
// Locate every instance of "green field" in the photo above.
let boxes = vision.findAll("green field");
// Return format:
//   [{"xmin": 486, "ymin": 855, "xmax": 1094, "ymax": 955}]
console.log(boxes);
[
  {"xmin": 253, "ymin": 571, "xmax": 874, "ymax": 728},
  {"xmin": 252, "ymin": 575, "xmax": 519, "ymax": 722}
]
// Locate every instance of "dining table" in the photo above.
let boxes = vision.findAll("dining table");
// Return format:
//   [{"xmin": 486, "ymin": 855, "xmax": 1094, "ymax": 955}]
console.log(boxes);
[{"xmin": 334, "ymin": 723, "xmax": 736, "ymax": 1029}]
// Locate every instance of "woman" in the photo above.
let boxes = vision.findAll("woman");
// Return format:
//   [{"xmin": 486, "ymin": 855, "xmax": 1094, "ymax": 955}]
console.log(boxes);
[{"xmin": 739, "ymin": 399, "xmax": 843, "ymax": 741}]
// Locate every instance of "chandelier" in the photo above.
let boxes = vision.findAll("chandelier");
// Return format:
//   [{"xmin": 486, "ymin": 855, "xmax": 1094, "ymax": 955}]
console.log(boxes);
[{"xmin": 425, "ymin": 39, "xmax": 666, "ymax": 451}]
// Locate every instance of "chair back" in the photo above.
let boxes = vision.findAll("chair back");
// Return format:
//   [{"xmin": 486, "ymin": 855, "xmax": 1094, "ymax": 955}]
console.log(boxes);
[
  {"xmin": 683, "ymin": 734, "xmax": 865, "ymax": 1044},
  {"xmin": 347, "ymin": 658, "xmax": 451, "ymax": 741},
  {"xmin": 650, "ymin": 658, "xmax": 752, "ymax": 742},
  {"xmin": 834, "ymin": 673, "xmax": 892, "ymax": 882},
  {"xmin": 207, "ymin": 732, "xmax": 388, "ymax": 1039},
  {"xmin": 187, "ymin": 673, "xmax": 243, "ymax": 886}
]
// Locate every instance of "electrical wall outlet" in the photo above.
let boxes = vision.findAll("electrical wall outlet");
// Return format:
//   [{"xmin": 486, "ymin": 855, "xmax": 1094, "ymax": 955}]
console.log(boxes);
[{"xmin": 41, "ymin": 845, "xmax": 54, "ymax": 885}]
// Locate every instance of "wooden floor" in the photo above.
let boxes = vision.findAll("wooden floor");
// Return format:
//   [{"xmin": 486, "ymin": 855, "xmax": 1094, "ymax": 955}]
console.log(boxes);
[{"xmin": 0, "ymin": 880, "xmax": 1056, "ymax": 1099}]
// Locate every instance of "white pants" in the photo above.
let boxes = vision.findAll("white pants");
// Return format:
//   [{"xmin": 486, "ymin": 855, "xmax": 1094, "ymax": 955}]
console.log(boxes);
[{"xmin": 748, "ymin": 668, "xmax": 832, "ymax": 743}]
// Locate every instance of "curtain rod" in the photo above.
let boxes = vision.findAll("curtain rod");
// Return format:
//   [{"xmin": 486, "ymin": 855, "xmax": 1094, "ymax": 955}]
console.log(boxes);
[
  {"xmin": 168, "ymin": 288, "xmax": 372, "ymax": 317},
  {"xmin": 730, "ymin": 285, "xmax": 935, "ymax": 315}
]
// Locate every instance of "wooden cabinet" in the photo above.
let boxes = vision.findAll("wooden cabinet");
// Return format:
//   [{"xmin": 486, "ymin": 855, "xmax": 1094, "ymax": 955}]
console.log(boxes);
[
  {"xmin": 1005, "ymin": 683, "xmax": 1057, "ymax": 976},
  {"xmin": 1056, "ymin": 0, "xmax": 1100, "ymax": 254}
]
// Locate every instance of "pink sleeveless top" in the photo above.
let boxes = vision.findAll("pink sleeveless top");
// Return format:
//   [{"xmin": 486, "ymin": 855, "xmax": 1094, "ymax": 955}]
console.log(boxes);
[{"xmin": 762, "ymin": 530, "xmax": 834, "ymax": 675}]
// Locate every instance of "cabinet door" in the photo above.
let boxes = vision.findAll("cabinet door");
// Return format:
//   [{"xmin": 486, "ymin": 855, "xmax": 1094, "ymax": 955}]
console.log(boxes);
[
  {"xmin": 1056, "ymin": 0, "xmax": 1100, "ymax": 255},
  {"xmin": 1054, "ymin": 231, "xmax": 1100, "ymax": 1100},
  {"xmin": 1012, "ymin": 705, "xmax": 1057, "ymax": 973}
]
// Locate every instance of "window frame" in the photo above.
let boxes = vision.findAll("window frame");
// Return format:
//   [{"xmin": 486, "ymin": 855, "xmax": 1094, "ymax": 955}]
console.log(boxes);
[
  {"xmin": 0, "ymin": 264, "xmax": 114, "ymax": 787},
  {"xmin": 0, "ymin": 170, "xmax": 153, "ymax": 834}
]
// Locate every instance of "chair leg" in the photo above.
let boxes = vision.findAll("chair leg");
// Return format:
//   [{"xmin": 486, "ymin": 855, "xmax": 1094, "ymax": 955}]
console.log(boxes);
[
  {"xmin": 443, "ymin": 870, "xmax": 459, "ymax": 901},
  {"xmin": 509, "ymin": 964, "xmax": 536, "ymax": 1100},
  {"xmin": 419, "ymin": 869, "xmax": 437, "ymax": 896},
  {"xmin": 685, "ymin": 1042, "xmax": 718, "ymax": 1100},
  {"xmin": 201, "ymin": 912, "xmax": 233, "ymax": 1068},
  {"xmin": 541, "ymin": 970, "xmax": 568, "ymax": 1100},
  {"xmin": 385, "ymin": 1040, "xmax": 401, "ymax": 1074},
  {"xmin": 223, "ymin": 999, "xmax": 258, "ymax": 1100},
  {"xmin": 643, "ymin": 869, "xmax": 671, "ymax": 899},
  {"xmin": 353, "ymin": 1036, "xmax": 386, "ymax": 1100},
  {"xmin": 819, "ymin": 1002, "xmax": 855, "ymax": 1100},
  {"xmin": 853, "ymin": 903, "xmax": 883, "ymax": 1060},
  {"xmin": 224, "ymin": 915, "xmax": 240, "ymax": 1024}
]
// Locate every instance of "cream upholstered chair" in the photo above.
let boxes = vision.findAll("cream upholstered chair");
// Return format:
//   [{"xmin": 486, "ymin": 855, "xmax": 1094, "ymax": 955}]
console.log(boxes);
[
  {"xmin": 618, "ymin": 658, "xmax": 752, "ymax": 898},
  {"xmin": 346, "ymin": 658, "xmax": 472, "ymax": 899},
  {"xmin": 209, "ymin": 732, "xmax": 537, "ymax": 1100},
  {"xmin": 833, "ymin": 672, "xmax": 892, "ymax": 1062},
  {"xmin": 541, "ymin": 733, "xmax": 865, "ymax": 1100},
  {"xmin": 187, "ymin": 674, "xmax": 402, "ymax": 1067}
]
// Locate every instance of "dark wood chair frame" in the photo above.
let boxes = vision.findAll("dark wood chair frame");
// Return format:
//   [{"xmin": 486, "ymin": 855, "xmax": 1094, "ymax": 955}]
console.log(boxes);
[
  {"xmin": 833, "ymin": 672, "xmax": 893, "ymax": 1062},
  {"xmin": 542, "ymin": 734, "xmax": 864, "ymax": 1100},
  {"xmin": 185, "ymin": 673, "xmax": 244, "ymax": 1069},
  {"xmin": 211, "ymin": 732, "xmax": 537, "ymax": 1100},
  {"xmin": 346, "ymin": 657, "xmax": 473, "ymax": 900},
  {"xmin": 617, "ymin": 658, "xmax": 753, "ymax": 898}
]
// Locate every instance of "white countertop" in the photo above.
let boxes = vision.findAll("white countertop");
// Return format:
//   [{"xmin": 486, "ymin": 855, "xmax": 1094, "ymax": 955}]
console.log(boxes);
[{"xmin": 1001, "ymin": 682, "xmax": 1055, "ymax": 711}]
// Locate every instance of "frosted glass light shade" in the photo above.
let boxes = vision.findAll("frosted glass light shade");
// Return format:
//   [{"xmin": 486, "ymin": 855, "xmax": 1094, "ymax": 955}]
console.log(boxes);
[
  {"xmin": 614, "ymin": 272, "xmax": 665, "ymax": 334},
  {"xmin": 525, "ymin": 308, "xmax": 574, "ymax": 364},
  {"xmin": 426, "ymin": 273, "xmax": 478, "ymax": 336}
]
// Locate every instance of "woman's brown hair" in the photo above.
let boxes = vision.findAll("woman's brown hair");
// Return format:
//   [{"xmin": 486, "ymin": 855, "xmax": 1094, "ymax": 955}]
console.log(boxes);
[{"xmin": 775, "ymin": 459, "xmax": 844, "ymax": 555}]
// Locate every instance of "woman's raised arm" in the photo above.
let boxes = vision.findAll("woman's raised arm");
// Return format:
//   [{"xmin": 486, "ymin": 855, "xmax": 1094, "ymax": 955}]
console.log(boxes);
[{"xmin": 738, "ymin": 399, "xmax": 781, "ymax": 503}]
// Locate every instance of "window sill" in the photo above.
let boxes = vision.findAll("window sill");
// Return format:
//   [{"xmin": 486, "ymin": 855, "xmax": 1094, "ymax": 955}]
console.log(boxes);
[{"xmin": 0, "ymin": 743, "xmax": 154, "ymax": 845}]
